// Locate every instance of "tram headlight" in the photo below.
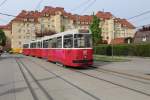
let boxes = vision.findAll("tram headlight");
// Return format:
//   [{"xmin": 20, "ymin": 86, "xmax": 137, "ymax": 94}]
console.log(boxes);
[
  {"xmin": 84, "ymin": 55, "xmax": 87, "ymax": 59},
  {"xmin": 83, "ymin": 50, "xmax": 88, "ymax": 59}
]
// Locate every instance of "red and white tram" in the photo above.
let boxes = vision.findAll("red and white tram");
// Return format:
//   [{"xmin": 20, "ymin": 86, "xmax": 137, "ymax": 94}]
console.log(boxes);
[
  {"xmin": 23, "ymin": 29, "xmax": 93, "ymax": 67},
  {"xmin": 23, "ymin": 43, "xmax": 30, "ymax": 56},
  {"xmin": 35, "ymin": 39, "xmax": 43, "ymax": 58}
]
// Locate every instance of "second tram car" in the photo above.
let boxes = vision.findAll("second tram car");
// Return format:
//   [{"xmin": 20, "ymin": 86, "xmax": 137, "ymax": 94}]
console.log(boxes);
[
  {"xmin": 36, "ymin": 40, "xmax": 43, "ymax": 58},
  {"xmin": 23, "ymin": 43, "xmax": 30, "ymax": 56},
  {"xmin": 23, "ymin": 29, "xmax": 93, "ymax": 67}
]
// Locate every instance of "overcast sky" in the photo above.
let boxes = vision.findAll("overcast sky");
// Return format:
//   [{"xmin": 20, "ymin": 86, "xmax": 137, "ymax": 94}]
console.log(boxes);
[{"xmin": 0, "ymin": 0, "xmax": 150, "ymax": 27}]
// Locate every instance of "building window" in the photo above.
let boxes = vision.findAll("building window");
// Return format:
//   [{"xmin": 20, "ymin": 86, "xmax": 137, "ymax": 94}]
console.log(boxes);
[
  {"xmin": 27, "ymin": 24, "xmax": 29, "ymax": 27},
  {"xmin": 142, "ymin": 36, "xmax": 147, "ymax": 42},
  {"xmin": 18, "ymin": 29, "xmax": 21, "ymax": 33},
  {"xmin": 29, "ymin": 19, "xmax": 34, "ymax": 22},
  {"xmin": 24, "ymin": 19, "xmax": 27, "ymax": 21},
  {"xmin": 19, "ymin": 41, "xmax": 21, "ymax": 45},
  {"xmin": 18, "ymin": 36, "xmax": 21, "ymax": 39},
  {"xmin": 26, "ymin": 36, "xmax": 30, "ymax": 39}
]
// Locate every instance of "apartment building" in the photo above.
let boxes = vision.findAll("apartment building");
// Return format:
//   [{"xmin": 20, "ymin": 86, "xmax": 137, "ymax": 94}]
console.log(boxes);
[
  {"xmin": 0, "ymin": 6, "xmax": 135, "ymax": 52},
  {"xmin": 40, "ymin": 6, "xmax": 76, "ymax": 33},
  {"xmin": 134, "ymin": 26, "xmax": 150, "ymax": 43},
  {"xmin": 95, "ymin": 11, "xmax": 115, "ymax": 44},
  {"xmin": 114, "ymin": 18, "xmax": 135, "ymax": 38},
  {"xmin": 109, "ymin": 18, "xmax": 136, "ymax": 44},
  {"xmin": 11, "ymin": 10, "xmax": 41, "ymax": 52}
]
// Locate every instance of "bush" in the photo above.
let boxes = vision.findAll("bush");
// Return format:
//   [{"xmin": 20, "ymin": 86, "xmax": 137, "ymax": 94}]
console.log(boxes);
[
  {"xmin": 94, "ymin": 45, "xmax": 107, "ymax": 55},
  {"xmin": 94, "ymin": 44, "xmax": 150, "ymax": 57}
]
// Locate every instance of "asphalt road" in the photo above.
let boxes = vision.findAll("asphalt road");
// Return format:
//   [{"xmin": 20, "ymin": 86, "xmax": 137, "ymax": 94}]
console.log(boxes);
[{"xmin": 0, "ymin": 54, "xmax": 150, "ymax": 100}]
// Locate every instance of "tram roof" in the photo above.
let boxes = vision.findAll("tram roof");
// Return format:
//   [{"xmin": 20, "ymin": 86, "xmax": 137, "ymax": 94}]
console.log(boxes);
[
  {"xmin": 24, "ymin": 29, "xmax": 90, "ymax": 44},
  {"xmin": 42, "ymin": 29, "xmax": 90, "ymax": 40}
]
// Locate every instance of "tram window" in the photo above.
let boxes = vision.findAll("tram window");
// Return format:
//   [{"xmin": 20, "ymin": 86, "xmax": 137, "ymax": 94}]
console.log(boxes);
[
  {"xmin": 30, "ymin": 43, "xmax": 32, "ymax": 48},
  {"xmin": 43, "ymin": 40, "xmax": 48, "ymax": 48},
  {"xmin": 52, "ymin": 38, "xmax": 57, "ymax": 48},
  {"xmin": 57, "ymin": 37, "xmax": 62, "ymax": 48},
  {"xmin": 23, "ymin": 44, "xmax": 29, "ymax": 48},
  {"xmin": 64, "ymin": 34, "xmax": 73, "ymax": 48},
  {"xmin": 30, "ymin": 43, "xmax": 36, "ymax": 48},
  {"xmin": 41, "ymin": 42, "xmax": 43, "ymax": 48},
  {"xmin": 74, "ymin": 34, "xmax": 92, "ymax": 48},
  {"xmin": 37, "ymin": 42, "xmax": 41, "ymax": 48},
  {"xmin": 30, "ymin": 43, "xmax": 33, "ymax": 48},
  {"xmin": 48, "ymin": 39, "xmax": 52, "ymax": 48},
  {"xmin": 85, "ymin": 34, "xmax": 92, "ymax": 47},
  {"xmin": 31, "ymin": 43, "xmax": 36, "ymax": 48}
]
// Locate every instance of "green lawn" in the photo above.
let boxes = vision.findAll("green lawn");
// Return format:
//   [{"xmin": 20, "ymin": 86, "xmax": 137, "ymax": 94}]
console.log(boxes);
[{"xmin": 94, "ymin": 55, "xmax": 130, "ymax": 62}]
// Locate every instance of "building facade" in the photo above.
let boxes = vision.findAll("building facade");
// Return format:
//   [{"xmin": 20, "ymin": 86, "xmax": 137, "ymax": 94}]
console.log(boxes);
[
  {"xmin": 114, "ymin": 18, "xmax": 135, "ymax": 38},
  {"xmin": 134, "ymin": 26, "xmax": 150, "ymax": 43},
  {"xmin": 0, "ymin": 6, "xmax": 135, "ymax": 52},
  {"xmin": 10, "ymin": 10, "xmax": 41, "ymax": 52}
]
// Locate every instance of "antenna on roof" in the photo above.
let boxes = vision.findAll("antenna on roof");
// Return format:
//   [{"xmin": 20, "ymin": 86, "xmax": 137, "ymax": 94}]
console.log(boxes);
[{"xmin": 102, "ymin": 9, "xmax": 104, "ymax": 12}]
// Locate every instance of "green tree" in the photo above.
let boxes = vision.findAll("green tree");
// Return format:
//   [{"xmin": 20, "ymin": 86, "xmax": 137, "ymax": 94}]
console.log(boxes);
[
  {"xmin": 0, "ymin": 29, "xmax": 6, "ymax": 46},
  {"xmin": 90, "ymin": 15, "xmax": 102, "ymax": 46},
  {"xmin": 61, "ymin": 25, "xmax": 65, "ymax": 32}
]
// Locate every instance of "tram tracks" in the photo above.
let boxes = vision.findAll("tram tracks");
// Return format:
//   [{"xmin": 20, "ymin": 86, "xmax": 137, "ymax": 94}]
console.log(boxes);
[
  {"xmin": 92, "ymin": 67, "xmax": 150, "ymax": 85},
  {"xmin": 26, "ymin": 56, "xmax": 150, "ymax": 97},
  {"xmin": 73, "ymin": 69, "xmax": 150, "ymax": 97},
  {"xmin": 17, "ymin": 57, "xmax": 101, "ymax": 100},
  {"xmin": 94, "ymin": 67, "xmax": 150, "ymax": 81},
  {"xmin": 15, "ymin": 58, "xmax": 54, "ymax": 100}
]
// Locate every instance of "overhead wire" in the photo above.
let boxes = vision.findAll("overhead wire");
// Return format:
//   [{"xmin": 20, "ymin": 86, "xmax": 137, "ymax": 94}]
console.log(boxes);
[
  {"xmin": 128, "ymin": 10, "xmax": 150, "ymax": 20},
  {"xmin": 35, "ymin": 0, "xmax": 44, "ymax": 10},
  {"xmin": 0, "ymin": 12, "xmax": 16, "ymax": 17},
  {"xmin": 0, "ymin": 0, "xmax": 8, "ymax": 8},
  {"xmin": 80, "ymin": 0, "xmax": 96, "ymax": 14},
  {"xmin": 128, "ymin": 11, "xmax": 150, "ymax": 28},
  {"xmin": 70, "ymin": 0, "xmax": 92, "ymax": 11},
  {"xmin": 0, "ymin": 0, "xmax": 97, "ymax": 19}
]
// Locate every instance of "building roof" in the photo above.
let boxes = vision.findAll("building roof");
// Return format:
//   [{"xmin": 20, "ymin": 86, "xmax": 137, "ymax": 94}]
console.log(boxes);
[
  {"xmin": 0, "ymin": 24, "xmax": 11, "ymax": 30},
  {"xmin": 78, "ymin": 15, "xmax": 93, "ymax": 24},
  {"xmin": 41, "ymin": 6, "xmax": 65, "ymax": 16},
  {"xmin": 115, "ymin": 18, "xmax": 135, "ymax": 29},
  {"xmin": 135, "ymin": 30, "xmax": 150, "ymax": 38},
  {"xmin": 12, "ymin": 10, "xmax": 41, "ymax": 22},
  {"xmin": 1, "ymin": 6, "xmax": 135, "ymax": 31},
  {"xmin": 134, "ymin": 30, "xmax": 150, "ymax": 43},
  {"xmin": 96, "ymin": 11, "xmax": 113, "ymax": 20}
]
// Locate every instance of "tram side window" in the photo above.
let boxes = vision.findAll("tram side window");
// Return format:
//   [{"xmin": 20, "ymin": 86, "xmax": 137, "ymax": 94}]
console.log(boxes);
[
  {"xmin": 23, "ymin": 44, "xmax": 29, "ymax": 48},
  {"xmin": 64, "ymin": 34, "xmax": 73, "ymax": 48},
  {"xmin": 48, "ymin": 39, "xmax": 52, "ymax": 48},
  {"xmin": 30, "ymin": 43, "xmax": 32, "ymax": 48},
  {"xmin": 85, "ymin": 34, "xmax": 92, "ymax": 47},
  {"xmin": 37, "ymin": 42, "xmax": 41, "ymax": 48},
  {"xmin": 31, "ymin": 43, "xmax": 36, "ymax": 48},
  {"xmin": 52, "ymin": 38, "xmax": 57, "ymax": 48},
  {"xmin": 30, "ymin": 43, "xmax": 33, "ymax": 48},
  {"xmin": 57, "ymin": 37, "xmax": 62, "ymax": 48},
  {"xmin": 43, "ymin": 40, "xmax": 48, "ymax": 48}
]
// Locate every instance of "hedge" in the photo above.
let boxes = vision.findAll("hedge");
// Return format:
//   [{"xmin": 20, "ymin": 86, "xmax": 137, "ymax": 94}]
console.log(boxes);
[{"xmin": 94, "ymin": 44, "xmax": 150, "ymax": 57}]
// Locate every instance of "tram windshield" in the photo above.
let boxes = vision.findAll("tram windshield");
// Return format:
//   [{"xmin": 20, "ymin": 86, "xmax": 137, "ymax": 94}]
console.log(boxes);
[{"xmin": 74, "ymin": 34, "xmax": 92, "ymax": 48}]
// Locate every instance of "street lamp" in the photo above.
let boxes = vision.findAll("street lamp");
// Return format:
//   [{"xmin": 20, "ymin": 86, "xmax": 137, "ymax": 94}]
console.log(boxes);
[{"xmin": 111, "ymin": 18, "xmax": 116, "ymax": 59}]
